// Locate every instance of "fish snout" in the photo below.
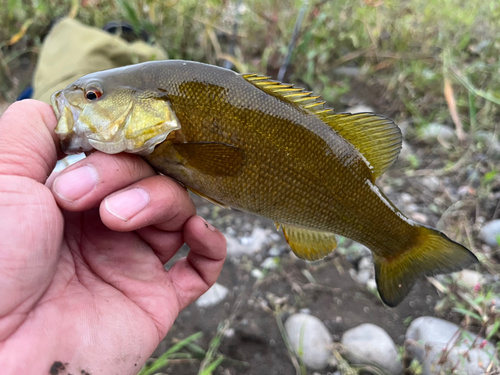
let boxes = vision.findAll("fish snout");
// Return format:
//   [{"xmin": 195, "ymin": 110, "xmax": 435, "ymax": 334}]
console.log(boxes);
[{"xmin": 60, "ymin": 133, "xmax": 94, "ymax": 154}]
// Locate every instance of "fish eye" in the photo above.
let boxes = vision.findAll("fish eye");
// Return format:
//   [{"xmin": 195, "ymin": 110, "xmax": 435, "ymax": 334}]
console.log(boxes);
[{"xmin": 85, "ymin": 87, "xmax": 103, "ymax": 101}]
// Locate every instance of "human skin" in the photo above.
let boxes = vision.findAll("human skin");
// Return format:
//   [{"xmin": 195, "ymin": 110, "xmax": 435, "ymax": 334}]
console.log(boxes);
[{"xmin": 0, "ymin": 100, "xmax": 227, "ymax": 375}]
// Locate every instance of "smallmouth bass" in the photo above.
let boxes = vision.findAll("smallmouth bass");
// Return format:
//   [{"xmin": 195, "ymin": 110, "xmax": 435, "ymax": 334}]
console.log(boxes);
[{"xmin": 51, "ymin": 60, "xmax": 478, "ymax": 307}]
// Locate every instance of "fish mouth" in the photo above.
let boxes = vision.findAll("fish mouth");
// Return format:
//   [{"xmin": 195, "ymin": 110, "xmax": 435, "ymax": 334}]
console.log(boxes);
[{"xmin": 51, "ymin": 90, "xmax": 93, "ymax": 154}]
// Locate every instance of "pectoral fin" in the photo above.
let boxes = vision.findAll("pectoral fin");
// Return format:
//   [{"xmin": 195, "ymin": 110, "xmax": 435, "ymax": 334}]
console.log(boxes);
[
  {"xmin": 282, "ymin": 224, "xmax": 337, "ymax": 261},
  {"xmin": 173, "ymin": 142, "xmax": 245, "ymax": 177},
  {"xmin": 187, "ymin": 186, "xmax": 230, "ymax": 209}
]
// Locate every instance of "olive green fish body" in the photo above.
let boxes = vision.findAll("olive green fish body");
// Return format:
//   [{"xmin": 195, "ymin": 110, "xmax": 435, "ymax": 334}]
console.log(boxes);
[
  {"xmin": 51, "ymin": 60, "xmax": 478, "ymax": 306},
  {"xmin": 136, "ymin": 62, "xmax": 412, "ymax": 257}
]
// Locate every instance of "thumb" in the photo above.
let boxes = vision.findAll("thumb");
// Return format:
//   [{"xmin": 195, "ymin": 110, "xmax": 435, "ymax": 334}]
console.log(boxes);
[{"xmin": 0, "ymin": 99, "xmax": 60, "ymax": 183}]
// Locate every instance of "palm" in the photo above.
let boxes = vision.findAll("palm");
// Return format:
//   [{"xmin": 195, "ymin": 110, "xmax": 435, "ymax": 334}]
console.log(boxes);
[{"xmin": 0, "ymin": 100, "xmax": 226, "ymax": 375}]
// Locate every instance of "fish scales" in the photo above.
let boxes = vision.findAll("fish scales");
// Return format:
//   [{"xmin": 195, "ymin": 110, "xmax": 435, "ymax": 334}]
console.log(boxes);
[
  {"xmin": 144, "ymin": 63, "xmax": 413, "ymax": 254},
  {"xmin": 51, "ymin": 60, "xmax": 478, "ymax": 307}
]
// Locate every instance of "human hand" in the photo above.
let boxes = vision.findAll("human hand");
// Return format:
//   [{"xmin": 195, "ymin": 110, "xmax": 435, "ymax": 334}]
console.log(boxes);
[{"xmin": 0, "ymin": 100, "xmax": 226, "ymax": 375}]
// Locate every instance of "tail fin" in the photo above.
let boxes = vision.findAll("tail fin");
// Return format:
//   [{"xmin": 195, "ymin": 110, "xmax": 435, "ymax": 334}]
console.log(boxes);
[{"xmin": 374, "ymin": 226, "xmax": 478, "ymax": 307}]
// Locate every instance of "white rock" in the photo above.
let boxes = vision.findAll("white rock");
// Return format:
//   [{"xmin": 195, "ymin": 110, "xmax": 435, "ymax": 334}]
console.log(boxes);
[
  {"xmin": 358, "ymin": 256, "xmax": 373, "ymax": 270},
  {"xmin": 475, "ymin": 130, "xmax": 500, "ymax": 153},
  {"xmin": 410, "ymin": 212, "xmax": 428, "ymax": 224},
  {"xmin": 225, "ymin": 227, "xmax": 273, "ymax": 257},
  {"xmin": 419, "ymin": 123, "xmax": 455, "ymax": 142},
  {"xmin": 421, "ymin": 176, "xmax": 441, "ymax": 191},
  {"xmin": 268, "ymin": 246, "xmax": 283, "ymax": 257},
  {"xmin": 195, "ymin": 283, "xmax": 229, "ymax": 308},
  {"xmin": 251, "ymin": 269, "xmax": 263, "ymax": 279},
  {"xmin": 341, "ymin": 323, "xmax": 402, "ymax": 375},
  {"xmin": 479, "ymin": 220, "xmax": 500, "ymax": 247},
  {"xmin": 261, "ymin": 257, "xmax": 278, "ymax": 270},
  {"xmin": 352, "ymin": 268, "xmax": 371, "ymax": 285},
  {"xmin": 285, "ymin": 313, "xmax": 333, "ymax": 370},
  {"xmin": 456, "ymin": 269, "xmax": 484, "ymax": 290},
  {"xmin": 366, "ymin": 278, "xmax": 377, "ymax": 293},
  {"xmin": 406, "ymin": 316, "xmax": 496, "ymax": 375}
]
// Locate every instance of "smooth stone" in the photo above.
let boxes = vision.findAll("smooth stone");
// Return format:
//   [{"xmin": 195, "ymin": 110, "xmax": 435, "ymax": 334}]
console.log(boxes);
[
  {"xmin": 419, "ymin": 123, "xmax": 455, "ymax": 142},
  {"xmin": 420, "ymin": 176, "xmax": 441, "ymax": 191},
  {"xmin": 475, "ymin": 130, "xmax": 500, "ymax": 153},
  {"xmin": 345, "ymin": 244, "xmax": 371, "ymax": 265},
  {"xmin": 268, "ymin": 246, "xmax": 283, "ymax": 257},
  {"xmin": 479, "ymin": 220, "xmax": 500, "ymax": 247},
  {"xmin": 225, "ymin": 227, "xmax": 273, "ymax": 257},
  {"xmin": 410, "ymin": 212, "xmax": 428, "ymax": 224},
  {"xmin": 349, "ymin": 268, "xmax": 371, "ymax": 285},
  {"xmin": 285, "ymin": 313, "xmax": 333, "ymax": 370},
  {"xmin": 341, "ymin": 323, "xmax": 402, "ymax": 375},
  {"xmin": 195, "ymin": 283, "xmax": 229, "ymax": 308},
  {"xmin": 456, "ymin": 269, "xmax": 484, "ymax": 290},
  {"xmin": 358, "ymin": 256, "xmax": 373, "ymax": 270},
  {"xmin": 406, "ymin": 316, "xmax": 496, "ymax": 375},
  {"xmin": 366, "ymin": 278, "xmax": 377, "ymax": 293},
  {"xmin": 261, "ymin": 257, "xmax": 278, "ymax": 270}
]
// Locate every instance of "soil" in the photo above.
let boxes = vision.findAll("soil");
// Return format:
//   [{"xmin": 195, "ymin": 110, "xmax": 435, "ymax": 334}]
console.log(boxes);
[{"xmin": 152, "ymin": 194, "xmax": 440, "ymax": 375}]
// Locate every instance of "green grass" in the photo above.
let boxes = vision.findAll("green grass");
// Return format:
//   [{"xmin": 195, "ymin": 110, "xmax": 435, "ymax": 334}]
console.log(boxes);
[{"xmin": 2, "ymin": 0, "xmax": 500, "ymax": 133}]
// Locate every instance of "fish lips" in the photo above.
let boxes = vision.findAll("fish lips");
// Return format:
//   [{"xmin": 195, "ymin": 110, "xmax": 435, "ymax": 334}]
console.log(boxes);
[{"xmin": 51, "ymin": 90, "xmax": 93, "ymax": 154}]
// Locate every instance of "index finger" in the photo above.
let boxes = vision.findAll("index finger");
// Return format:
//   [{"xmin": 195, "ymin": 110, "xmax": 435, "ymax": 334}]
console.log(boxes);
[{"xmin": 0, "ymin": 100, "xmax": 62, "ymax": 183}]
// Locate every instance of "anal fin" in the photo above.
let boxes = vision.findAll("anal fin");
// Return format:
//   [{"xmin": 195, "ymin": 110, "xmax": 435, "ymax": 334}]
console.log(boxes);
[{"xmin": 282, "ymin": 224, "xmax": 337, "ymax": 261}]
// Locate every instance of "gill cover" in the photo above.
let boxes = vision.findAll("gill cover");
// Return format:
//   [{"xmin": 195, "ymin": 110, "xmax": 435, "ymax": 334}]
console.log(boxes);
[{"xmin": 51, "ymin": 86, "xmax": 180, "ymax": 155}]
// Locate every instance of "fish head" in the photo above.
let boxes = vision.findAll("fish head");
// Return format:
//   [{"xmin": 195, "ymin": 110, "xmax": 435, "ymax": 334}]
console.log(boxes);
[{"xmin": 51, "ymin": 73, "xmax": 180, "ymax": 155}]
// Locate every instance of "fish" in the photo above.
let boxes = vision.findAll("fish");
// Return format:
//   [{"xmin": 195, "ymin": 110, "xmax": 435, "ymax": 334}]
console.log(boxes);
[{"xmin": 51, "ymin": 60, "xmax": 478, "ymax": 307}]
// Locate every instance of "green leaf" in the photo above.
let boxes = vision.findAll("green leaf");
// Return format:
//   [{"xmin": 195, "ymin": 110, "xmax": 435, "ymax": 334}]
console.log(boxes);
[
  {"xmin": 487, "ymin": 320, "xmax": 500, "ymax": 341},
  {"xmin": 114, "ymin": 0, "xmax": 141, "ymax": 33},
  {"xmin": 199, "ymin": 355, "xmax": 224, "ymax": 375},
  {"xmin": 452, "ymin": 307, "xmax": 482, "ymax": 322},
  {"xmin": 138, "ymin": 332, "xmax": 203, "ymax": 375}
]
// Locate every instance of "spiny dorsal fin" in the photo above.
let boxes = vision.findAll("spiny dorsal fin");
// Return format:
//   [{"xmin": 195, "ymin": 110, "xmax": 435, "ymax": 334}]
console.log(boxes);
[
  {"xmin": 242, "ymin": 74, "xmax": 402, "ymax": 178},
  {"xmin": 242, "ymin": 74, "xmax": 327, "ymax": 110}
]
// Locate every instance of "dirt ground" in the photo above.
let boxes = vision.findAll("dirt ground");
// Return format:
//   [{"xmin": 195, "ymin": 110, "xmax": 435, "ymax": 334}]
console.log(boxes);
[
  {"xmin": 144, "ymin": 75, "xmax": 494, "ymax": 374},
  {"xmin": 152, "ymin": 191, "xmax": 440, "ymax": 375}
]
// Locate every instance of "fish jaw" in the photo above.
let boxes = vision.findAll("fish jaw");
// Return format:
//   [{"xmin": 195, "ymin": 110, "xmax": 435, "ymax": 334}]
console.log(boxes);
[
  {"xmin": 51, "ymin": 88, "xmax": 182, "ymax": 156},
  {"xmin": 51, "ymin": 90, "xmax": 93, "ymax": 154}
]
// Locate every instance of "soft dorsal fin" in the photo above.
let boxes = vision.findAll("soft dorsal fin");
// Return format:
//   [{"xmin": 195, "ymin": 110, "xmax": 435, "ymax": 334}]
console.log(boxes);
[
  {"xmin": 321, "ymin": 112, "xmax": 402, "ymax": 178},
  {"xmin": 242, "ymin": 74, "xmax": 402, "ymax": 178}
]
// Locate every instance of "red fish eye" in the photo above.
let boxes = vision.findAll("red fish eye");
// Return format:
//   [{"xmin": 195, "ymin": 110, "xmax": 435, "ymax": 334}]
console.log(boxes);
[{"xmin": 85, "ymin": 88, "xmax": 102, "ymax": 100}]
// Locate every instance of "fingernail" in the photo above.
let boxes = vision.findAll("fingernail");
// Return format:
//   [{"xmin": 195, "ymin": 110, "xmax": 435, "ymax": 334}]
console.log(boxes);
[
  {"xmin": 105, "ymin": 188, "xmax": 150, "ymax": 221},
  {"xmin": 53, "ymin": 165, "xmax": 98, "ymax": 202},
  {"xmin": 202, "ymin": 217, "xmax": 215, "ymax": 231}
]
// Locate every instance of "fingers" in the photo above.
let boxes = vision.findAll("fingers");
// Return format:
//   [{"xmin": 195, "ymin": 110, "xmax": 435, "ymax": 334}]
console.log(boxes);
[
  {"xmin": 49, "ymin": 151, "xmax": 156, "ymax": 210},
  {"xmin": 0, "ymin": 100, "xmax": 61, "ymax": 183},
  {"xmin": 168, "ymin": 216, "xmax": 226, "ymax": 311},
  {"xmin": 100, "ymin": 175, "xmax": 196, "ymax": 232},
  {"xmin": 136, "ymin": 226, "xmax": 184, "ymax": 264},
  {"xmin": 50, "ymin": 150, "xmax": 196, "ymax": 233}
]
